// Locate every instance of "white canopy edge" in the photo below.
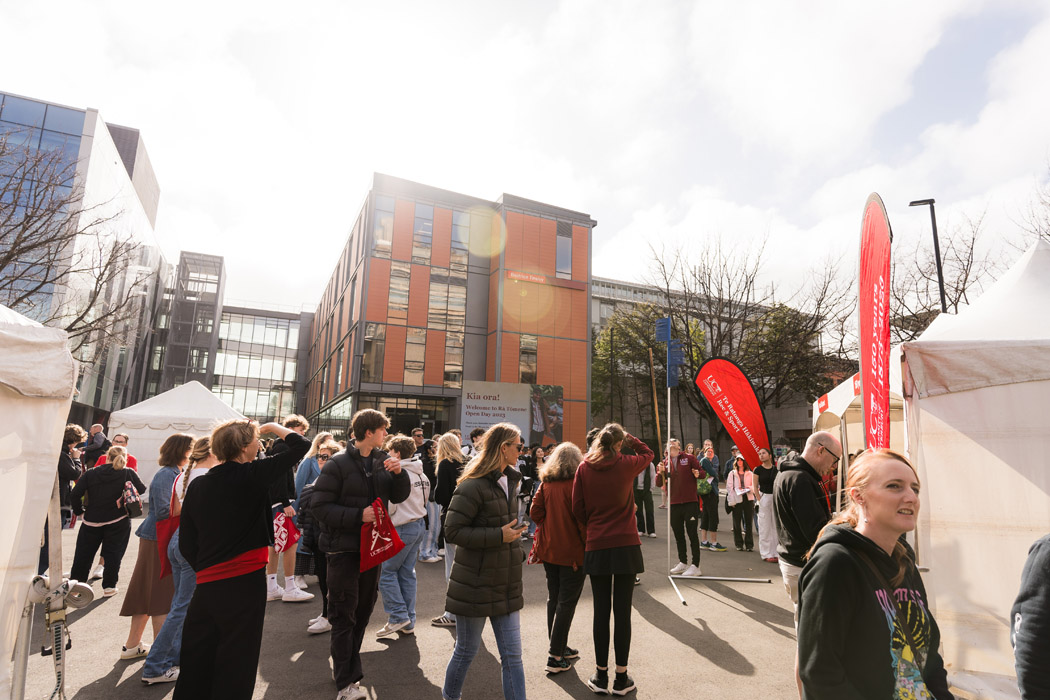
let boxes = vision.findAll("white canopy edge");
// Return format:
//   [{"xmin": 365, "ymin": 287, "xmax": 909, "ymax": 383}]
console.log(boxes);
[
  {"xmin": 902, "ymin": 339, "xmax": 1050, "ymax": 399},
  {"xmin": 0, "ymin": 305, "xmax": 77, "ymax": 400}
]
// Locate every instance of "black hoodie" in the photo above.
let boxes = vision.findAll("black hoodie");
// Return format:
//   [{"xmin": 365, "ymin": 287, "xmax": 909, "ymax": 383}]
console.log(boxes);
[
  {"xmin": 798, "ymin": 524, "xmax": 953, "ymax": 700},
  {"xmin": 773, "ymin": 457, "xmax": 831, "ymax": 567}
]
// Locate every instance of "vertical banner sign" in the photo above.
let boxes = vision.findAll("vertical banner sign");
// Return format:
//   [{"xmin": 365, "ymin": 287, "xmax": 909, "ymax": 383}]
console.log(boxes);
[
  {"xmin": 694, "ymin": 358, "xmax": 771, "ymax": 468},
  {"xmin": 858, "ymin": 193, "xmax": 893, "ymax": 449}
]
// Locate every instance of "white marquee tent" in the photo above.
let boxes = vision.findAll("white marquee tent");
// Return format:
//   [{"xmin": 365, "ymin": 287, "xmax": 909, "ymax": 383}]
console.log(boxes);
[
  {"xmin": 901, "ymin": 240, "xmax": 1050, "ymax": 696},
  {"xmin": 108, "ymin": 381, "xmax": 245, "ymax": 492},
  {"xmin": 0, "ymin": 305, "xmax": 77, "ymax": 698}
]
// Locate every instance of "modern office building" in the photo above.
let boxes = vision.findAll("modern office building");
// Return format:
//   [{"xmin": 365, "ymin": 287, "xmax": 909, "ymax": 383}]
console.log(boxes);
[
  {"xmin": 305, "ymin": 174, "xmax": 595, "ymax": 443},
  {"xmin": 0, "ymin": 90, "xmax": 165, "ymax": 423}
]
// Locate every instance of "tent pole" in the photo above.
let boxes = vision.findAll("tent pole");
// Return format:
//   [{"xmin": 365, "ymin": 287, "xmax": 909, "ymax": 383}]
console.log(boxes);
[{"xmin": 837, "ymin": 415, "xmax": 849, "ymax": 513}]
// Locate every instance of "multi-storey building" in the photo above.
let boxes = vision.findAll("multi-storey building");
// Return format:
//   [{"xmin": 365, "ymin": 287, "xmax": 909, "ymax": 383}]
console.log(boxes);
[{"xmin": 305, "ymin": 174, "xmax": 595, "ymax": 443}]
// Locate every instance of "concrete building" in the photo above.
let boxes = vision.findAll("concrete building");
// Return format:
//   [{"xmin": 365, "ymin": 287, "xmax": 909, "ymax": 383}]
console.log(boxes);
[{"xmin": 305, "ymin": 174, "xmax": 595, "ymax": 443}]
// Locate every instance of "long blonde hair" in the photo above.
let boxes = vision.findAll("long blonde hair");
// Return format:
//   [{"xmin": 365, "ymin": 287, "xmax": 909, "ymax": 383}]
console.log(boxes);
[
  {"xmin": 809, "ymin": 449, "xmax": 918, "ymax": 587},
  {"xmin": 457, "ymin": 423, "xmax": 520, "ymax": 485},
  {"xmin": 181, "ymin": 436, "xmax": 213, "ymax": 500},
  {"xmin": 584, "ymin": 423, "xmax": 626, "ymax": 464},
  {"xmin": 437, "ymin": 432, "xmax": 466, "ymax": 465},
  {"xmin": 106, "ymin": 446, "xmax": 127, "ymax": 471},
  {"xmin": 306, "ymin": 431, "xmax": 334, "ymax": 458}
]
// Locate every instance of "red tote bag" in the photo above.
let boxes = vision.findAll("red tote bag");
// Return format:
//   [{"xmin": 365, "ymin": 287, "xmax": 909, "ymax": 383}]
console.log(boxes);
[
  {"xmin": 273, "ymin": 511, "xmax": 301, "ymax": 553},
  {"xmin": 360, "ymin": 498, "xmax": 404, "ymax": 571}
]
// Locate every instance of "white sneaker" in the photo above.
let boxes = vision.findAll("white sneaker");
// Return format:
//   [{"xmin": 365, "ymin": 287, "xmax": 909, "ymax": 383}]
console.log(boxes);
[
  {"xmin": 90, "ymin": 565, "xmax": 105, "ymax": 581},
  {"xmin": 336, "ymin": 683, "xmax": 368, "ymax": 700},
  {"xmin": 375, "ymin": 619, "xmax": 411, "ymax": 638},
  {"xmin": 283, "ymin": 587, "xmax": 314, "ymax": 602},
  {"xmin": 437, "ymin": 548, "xmax": 445, "ymax": 556},
  {"xmin": 102, "ymin": 587, "xmax": 118, "ymax": 597},
  {"xmin": 308, "ymin": 616, "xmax": 332, "ymax": 634},
  {"xmin": 120, "ymin": 643, "xmax": 149, "ymax": 660},
  {"xmin": 638, "ymin": 531, "xmax": 645, "ymax": 536},
  {"xmin": 682, "ymin": 564, "xmax": 702, "ymax": 577},
  {"xmin": 294, "ymin": 575, "xmax": 308, "ymax": 590},
  {"xmin": 266, "ymin": 587, "xmax": 284, "ymax": 601},
  {"xmin": 669, "ymin": 562, "xmax": 689, "ymax": 575},
  {"xmin": 648, "ymin": 533, "xmax": 657, "ymax": 538},
  {"xmin": 142, "ymin": 667, "xmax": 180, "ymax": 684},
  {"xmin": 423, "ymin": 556, "xmax": 442, "ymax": 563}
]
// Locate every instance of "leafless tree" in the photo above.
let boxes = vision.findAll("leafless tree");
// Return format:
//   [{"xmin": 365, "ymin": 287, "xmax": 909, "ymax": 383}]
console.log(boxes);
[
  {"xmin": 1, "ymin": 126, "xmax": 148, "ymax": 361},
  {"xmin": 1018, "ymin": 166, "xmax": 1050, "ymax": 245}
]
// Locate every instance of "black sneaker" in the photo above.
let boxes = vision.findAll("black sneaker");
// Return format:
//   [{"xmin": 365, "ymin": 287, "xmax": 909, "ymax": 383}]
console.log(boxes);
[
  {"xmin": 562, "ymin": 646, "xmax": 580, "ymax": 660},
  {"xmin": 612, "ymin": 671, "xmax": 636, "ymax": 695},
  {"xmin": 587, "ymin": 669, "xmax": 610, "ymax": 695},
  {"xmin": 546, "ymin": 657, "xmax": 571, "ymax": 674}
]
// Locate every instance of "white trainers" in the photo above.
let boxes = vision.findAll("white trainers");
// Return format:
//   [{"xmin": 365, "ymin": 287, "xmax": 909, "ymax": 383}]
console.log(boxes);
[
  {"xmin": 102, "ymin": 587, "xmax": 118, "ymax": 598},
  {"xmin": 120, "ymin": 643, "xmax": 149, "ymax": 660},
  {"xmin": 308, "ymin": 616, "xmax": 332, "ymax": 634},
  {"xmin": 648, "ymin": 533, "xmax": 657, "ymax": 538},
  {"xmin": 336, "ymin": 683, "xmax": 368, "ymax": 700},
  {"xmin": 282, "ymin": 587, "xmax": 314, "ymax": 602},
  {"xmin": 90, "ymin": 565, "xmax": 104, "ymax": 581},
  {"xmin": 669, "ymin": 562, "xmax": 689, "ymax": 575},
  {"xmin": 142, "ymin": 666, "xmax": 180, "ymax": 684},
  {"xmin": 294, "ymin": 575, "xmax": 309, "ymax": 590},
  {"xmin": 375, "ymin": 619, "xmax": 411, "ymax": 638},
  {"xmin": 266, "ymin": 587, "xmax": 284, "ymax": 601},
  {"xmin": 682, "ymin": 564, "xmax": 702, "ymax": 577}
]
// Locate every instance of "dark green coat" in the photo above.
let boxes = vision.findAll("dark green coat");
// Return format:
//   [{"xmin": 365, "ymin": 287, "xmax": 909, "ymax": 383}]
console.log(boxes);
[{"xmin": 444, "ymin": 466, "xmax": 524, "ymax": 618}]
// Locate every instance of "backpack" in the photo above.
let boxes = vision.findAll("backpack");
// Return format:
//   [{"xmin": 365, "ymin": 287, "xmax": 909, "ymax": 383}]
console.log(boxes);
[{"xmin": 120, "ymin": 475, "xmax": 142, "ymax": 518}]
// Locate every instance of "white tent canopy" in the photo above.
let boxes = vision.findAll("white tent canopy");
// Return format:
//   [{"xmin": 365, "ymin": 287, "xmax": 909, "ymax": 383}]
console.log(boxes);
[
  {"xmin": 902, "ymin": 240, "xmax": 1050, "ymax": 695},
  {"xmin": 108, "ymin": 381, "xmax": 245, "ymax": 492},
  {"xmin": 0, "ymin": 305, "xmax": 76, "ymax": 698}
]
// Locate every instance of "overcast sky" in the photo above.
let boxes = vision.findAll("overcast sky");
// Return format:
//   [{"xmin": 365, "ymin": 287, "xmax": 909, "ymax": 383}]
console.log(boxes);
[{"xmin": 5, "ymin": 0, "xmax": 1048, "ymax": 308}]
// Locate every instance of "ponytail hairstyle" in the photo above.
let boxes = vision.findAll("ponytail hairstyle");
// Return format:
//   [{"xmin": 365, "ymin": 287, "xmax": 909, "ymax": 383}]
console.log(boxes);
[
  {"xmin": 457, "ymin": 423, "xmax": 521, "ymax": 485},
  {"xmin": 182, "ymin": 436, "xmax": 212, "ymax": 501},
  {"xmin": 106, "ymin": 445, "xmax": 128, "ymax": 471},
  {"xmin": 583, "ymin": 423, "xmax": 626, "ymax": 464},
  {"xmin": 808, "ymin": 449, "xmax": 919, "ymax": 587}
]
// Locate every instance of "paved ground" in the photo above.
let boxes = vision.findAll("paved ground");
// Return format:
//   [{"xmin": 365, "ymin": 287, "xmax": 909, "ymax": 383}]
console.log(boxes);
[{"xmin": 24, "ymin": 508, "xmax": 799, "ymax": 699}]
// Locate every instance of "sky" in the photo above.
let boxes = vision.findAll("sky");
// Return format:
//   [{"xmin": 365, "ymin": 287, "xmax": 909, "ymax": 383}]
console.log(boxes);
[{"xmin": 4, "ymin": 0, "xmax": 1049, "ymax": 308}]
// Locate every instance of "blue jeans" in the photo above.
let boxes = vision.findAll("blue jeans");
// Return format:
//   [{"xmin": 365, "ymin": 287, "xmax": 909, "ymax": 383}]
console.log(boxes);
[
  {"xmin": 378, "ymin": 519, "xmax": 425, "ymax": 627},
  {"xmin": 142, "ymin": 530, "xmax": 196, "ymax": 677},
  {"xmin": 420, "ymin": 501, "xmax": 441, "ymax": 559},
  {"xmin": 442, "ymin": 611, "xmax": 525, "ymax": 700}
]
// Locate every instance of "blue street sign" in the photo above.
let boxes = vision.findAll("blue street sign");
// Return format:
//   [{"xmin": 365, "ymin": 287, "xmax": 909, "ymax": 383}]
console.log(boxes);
[
  {"xmin": 667, "ymin": 338, "xmax": 685, "ymax": 387},
  {"xmin": 655, "ymin": 317, "xmax": 671, "ymax": 342}
]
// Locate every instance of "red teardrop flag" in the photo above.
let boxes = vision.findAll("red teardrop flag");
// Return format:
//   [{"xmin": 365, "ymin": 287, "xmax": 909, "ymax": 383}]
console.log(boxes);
[{"xmin": 858, "ymin": 193, "xmax": 893, "ymax": 449}]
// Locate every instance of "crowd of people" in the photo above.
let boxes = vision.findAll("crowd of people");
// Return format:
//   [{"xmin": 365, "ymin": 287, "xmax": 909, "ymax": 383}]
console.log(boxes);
[{"xmin": 41, "ymin": 416, "xmax": 1047, "ymax": 700}]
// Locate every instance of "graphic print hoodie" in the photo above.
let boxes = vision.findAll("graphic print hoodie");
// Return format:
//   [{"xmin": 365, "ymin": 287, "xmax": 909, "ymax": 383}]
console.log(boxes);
[{"xmin": 797, "ymin": 524, "xmax": 953, "ymax": 700}]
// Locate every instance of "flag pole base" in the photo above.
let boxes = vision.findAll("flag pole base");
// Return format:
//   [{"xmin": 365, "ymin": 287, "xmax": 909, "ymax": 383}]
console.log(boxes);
[
  {"xmin": 669, "ymin": 575, "xmax": 772, "ymax": 583},
  {"xmin": 666, "ymin": 576, "xmax": 688, "ymax": 606}
]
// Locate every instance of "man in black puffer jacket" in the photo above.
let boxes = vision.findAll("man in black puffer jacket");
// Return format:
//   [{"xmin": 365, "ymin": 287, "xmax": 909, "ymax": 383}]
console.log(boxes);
[{"xmin": 312, "ymin": 409, "xmax": 409, "ymax": 700}]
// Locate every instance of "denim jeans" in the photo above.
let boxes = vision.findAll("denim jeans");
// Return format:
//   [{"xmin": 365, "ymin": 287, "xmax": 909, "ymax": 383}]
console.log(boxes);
[
  {"xmin": 420, "ymin": 501, "xmax": 441, "ymax": 559},
  {"xmin": 378, "ymin": 519, "xmax": 425, "ymax": 626},
  {"xmin": 142, "ymin": 530, "xmax": 196, "ymax": 677},
  {"xmin": 442, "ymin": 611, "xmax": 526, "ymax": 700},
  {"xmin": 442, "ymin": 542, "xmax": 457, "ymax": 622}
]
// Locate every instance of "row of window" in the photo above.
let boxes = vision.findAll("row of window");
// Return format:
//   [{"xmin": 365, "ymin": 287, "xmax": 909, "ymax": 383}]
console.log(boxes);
[
  {"xmin": 373, "ymin": 197, "xmax": 470, "ymax": 268},
  {"xmin": 387, "ymin": 262, "xmax": 467, "ymax": 332},
  {"xmin": 214, "ymin": 351, "xmax": 298, "ymax": 382},
  {"xmin": 212, "ymin": 385, "xmax": 296, "ymax": 422},
  {"xmin": 359, "ymin": 322, "xmax": 464, "ymax": 389},
  {"xmin": 0, "ymin": 94, "xmax": 85, "ymax": 135},
  {"xmin": 219, "ymin": 313, "xmax": 300, "ymax": 349}
]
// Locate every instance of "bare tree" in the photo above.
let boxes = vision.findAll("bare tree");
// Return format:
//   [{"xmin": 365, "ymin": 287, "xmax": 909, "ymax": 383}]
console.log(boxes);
[
  {"xmin": 1019, "ymin": 166, "xmax": 1050, "ymax": 245},
  {"xmin": 1, "ymin": 126, "xmax": 148, "ymax": 361}
]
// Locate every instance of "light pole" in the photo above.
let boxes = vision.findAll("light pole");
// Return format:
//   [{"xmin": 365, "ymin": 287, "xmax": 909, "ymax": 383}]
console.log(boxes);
[{"xmin": 909, "ymin": 198, "xmax": 948, "ymax": 314}]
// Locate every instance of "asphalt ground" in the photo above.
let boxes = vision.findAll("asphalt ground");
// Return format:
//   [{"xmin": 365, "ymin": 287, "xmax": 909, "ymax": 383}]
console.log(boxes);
[{"xmin": 24, "ymin": 504, "xmax": 799, "ymax": 700}]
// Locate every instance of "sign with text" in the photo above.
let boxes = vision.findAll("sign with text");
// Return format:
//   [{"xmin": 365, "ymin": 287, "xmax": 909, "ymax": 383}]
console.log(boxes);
[
  {"xmin": 506, "ymin": 270, "xmax": 548, "ymax": 284},
  {"xmin": 859, "ymin": 193, "xmax": 893, "ymax": 449},
  {"xmin": 461, "ymin": 381, "xmax": 563, "ymax": 446},
  {"xmin": 694, "ymin": 358, "xmax": 771, "ymax": 468}
]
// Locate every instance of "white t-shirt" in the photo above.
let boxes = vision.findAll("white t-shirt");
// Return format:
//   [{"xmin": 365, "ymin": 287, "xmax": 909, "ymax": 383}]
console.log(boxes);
[{"xmin": 172, "ymin": 466, "xmax": 210, "ymax": 504}]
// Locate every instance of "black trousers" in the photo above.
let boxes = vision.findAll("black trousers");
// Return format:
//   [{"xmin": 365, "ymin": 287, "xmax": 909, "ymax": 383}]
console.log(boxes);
[
  {"xmin": 699, "ymin": 491, "xmax": 720, "ymax": 533},
  {"xmin": 69, "ymin": 518, "xmax": 131, "ymax": 589},
  {"xmin": 328, "ymin": 552, "xmax": 380, "ymax": 689},
  {"xmin": 634, "ymin": 489, "xmax": 655, "ymax": 535},
  {"xmin": 543, "ymin": 563, "xmax": 586, "ymax": 657},
  {"xmin": 590, "ymin": 573, "xmax": 635, "ymax": 668},
  {"xmin": 732, "ymin": 498, "xmax": 755, "ymax": 550},
  {"xmin": 174, "ymin": 567, "xmax": 266, "ymax": 700},
  {"xmin": 670, "ymin": 502, "xmax": 702, "ymax": 566},
  {"xmin": 316, "ymin": 548, "xmax": 329, "ymax": 618}
]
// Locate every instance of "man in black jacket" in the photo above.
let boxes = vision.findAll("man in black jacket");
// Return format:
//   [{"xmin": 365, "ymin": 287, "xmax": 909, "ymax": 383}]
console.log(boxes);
[
  {"xmin": 772, "ymin": 430, "xmax": 841, "ymax": 621},
  {"xmin": 313, "ymin": 409, "xmax": 410, "ymax": 700}
]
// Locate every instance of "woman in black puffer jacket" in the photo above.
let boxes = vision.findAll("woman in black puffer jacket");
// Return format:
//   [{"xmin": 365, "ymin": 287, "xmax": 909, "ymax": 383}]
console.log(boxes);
[{"xmin": 442, "ymin": 423, "xmax": 528, "ymax": 700}]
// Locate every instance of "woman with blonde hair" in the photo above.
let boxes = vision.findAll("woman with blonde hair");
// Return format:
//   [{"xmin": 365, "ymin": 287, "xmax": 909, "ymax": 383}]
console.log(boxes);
[
  {"xmin": 141, "ymin": 437, "xmax": 219, "ymax": 684},
  {"xmin": 572, "ymin": 423, "xmax": 653, "ymax": 695},
  {"xmin": 798, "ymin": 450, "xmax": 952, "ymax": 699},
  {"xmin": 431, "ymin": 432, "xmax": 467, "ymax": 626},
  {"xmin": 69, "ymin": 445, "xmax": 147, "ymax": 601},
  {"xmin": 442, "ymin": 423, "xmax": 528, "ymax": 700},
  {"xmin": 293, "ymin": 431, "xmax": 334, "ymax": 588},
  {"xmin": 530, "ymin": 441, "xmax": 586, "ymax": 675}
]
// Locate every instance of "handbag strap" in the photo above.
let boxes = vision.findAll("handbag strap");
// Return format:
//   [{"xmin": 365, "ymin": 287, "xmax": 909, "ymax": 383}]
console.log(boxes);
[{"xmin": 854, "ymin": 548, "xmax": 921, "ymax": 656}]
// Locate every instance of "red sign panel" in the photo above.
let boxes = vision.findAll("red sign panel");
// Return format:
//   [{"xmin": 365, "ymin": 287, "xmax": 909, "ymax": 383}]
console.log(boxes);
[
  {"xmin": 694, "ymin": 358, "xmax": 771, "ymax": 468},
  {"xmin": 506, "ymin": 270, "xmax": 547, "ymax": 284},
  {"xmin": 817, "ymin": 394, "xmax": 829, "ymax": 413},
  {"xmin": 858, "ymin": 194, "xmax": 892, "ymax": 449},
  {"xmin": 852, "ymin": 373, "xmax": 861, "ymax": 396}
]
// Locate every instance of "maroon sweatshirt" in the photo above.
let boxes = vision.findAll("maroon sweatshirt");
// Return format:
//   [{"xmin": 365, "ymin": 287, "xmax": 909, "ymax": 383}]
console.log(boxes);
[
  {"xmin": 571, "ymin": 435, "xmax": 654, "ymax": 552},
  {"xmin": 656, "ymin": 453, "xmax": 704, "ymax": 505}
]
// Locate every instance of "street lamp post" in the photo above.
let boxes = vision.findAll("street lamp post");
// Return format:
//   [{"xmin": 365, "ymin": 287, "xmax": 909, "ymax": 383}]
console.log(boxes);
[{"xmin": 909, "ymin": 198, "xmax": 948, "ymax": 314}]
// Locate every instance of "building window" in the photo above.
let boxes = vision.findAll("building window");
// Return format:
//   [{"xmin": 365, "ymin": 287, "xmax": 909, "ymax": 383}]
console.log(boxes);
[
  {"xmin": 556, "ymin": 221, "xmax": 572, "ymax": 279},
  {"xmin": 444, "ymin": 331, "xmax": 464, "ymax": 389},
  {"xmin": 519, "ymin": 334, "xmax": 537, "ymax": 384},
  {"xmin": 150, "ymin": 346, "xmax": 165, "ymax": 371},
  {"xmin": 195, "ymin": 309, "xmax": 214, "ymax": 334},
  {"xmin": 451, "ymin": 210, "xmax": 470, "ymax": 269},
  {"xmin": 428, "ymin": 268, "xmax": 448, "ymax": 331},
  {"xmin": 388, "ymin": 261, "xmax": 410, "ymax": 324},
  {"xmin": 447, "ymin": 277, "xmax": 466, "ymax": 333},
  {"xmin": 335, "ymin": 345, "xmax": 344, "ymax": 389},
  {"xmin": 600, "ymin": 302, "xmax": 614, "ymax": 319},
  {"xmin": 412, "ymin": 203, "xmax": 433, "ymax": 265},
  {"xmin": 404, "ymin": 328, "xmax": 425, "ymax": 386},
  {"xmin": 373, "ymin": 195, "xmax": 395, "ymax": 259},
  {"xmin": 361, "ymin": 322, "xmax": 385, "ymax": 383},
  {"xmin": 189, "ymin": 348, "xmax": 209, "ymax": 372}
]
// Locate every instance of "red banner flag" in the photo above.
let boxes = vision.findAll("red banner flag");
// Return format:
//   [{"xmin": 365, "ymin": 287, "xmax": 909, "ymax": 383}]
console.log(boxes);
[
  {"xmin": 858, "ymin": 193, "xmax": 893, "ymax": 449},
  {"xmin": 694, "ymin": 358, "xmax": 771, "ymax": 468}
]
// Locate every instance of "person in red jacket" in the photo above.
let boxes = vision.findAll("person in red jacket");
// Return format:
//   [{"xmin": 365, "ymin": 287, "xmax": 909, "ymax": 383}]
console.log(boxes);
[
  {"xmin": 656, "ymin": 439, "xmax": 705, "ymax": 577},
  {"xmin": 572, "ymin": 423, "xmax": 653, "ymax": 696},
  {"xmin": 530, "ymin": 441, "xmax": 586, "ymax": 676}
]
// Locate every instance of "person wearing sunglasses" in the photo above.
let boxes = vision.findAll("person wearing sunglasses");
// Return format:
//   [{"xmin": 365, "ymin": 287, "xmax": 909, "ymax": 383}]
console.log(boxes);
[
  {"xmin": 297, "ymin": 440, "xmax": 342, "ymax": 635},
  {"xmin": 292, "ymin": 432, "xmax": 335, "ymax": 590}
]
